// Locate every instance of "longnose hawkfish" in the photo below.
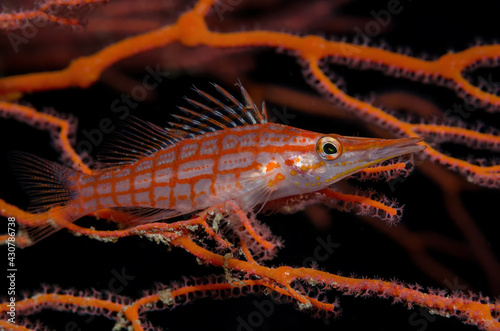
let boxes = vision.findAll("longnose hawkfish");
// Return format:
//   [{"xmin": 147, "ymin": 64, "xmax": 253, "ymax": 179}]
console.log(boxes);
[{"xmin": 10, "ymin": 82, "xmax": 424, "ymax": 246}]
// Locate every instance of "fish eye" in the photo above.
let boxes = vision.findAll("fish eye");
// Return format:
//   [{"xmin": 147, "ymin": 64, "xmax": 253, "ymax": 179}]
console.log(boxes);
[{"xmin": 316, "ymin": 136, "xmax": 342, "ymax": 160}]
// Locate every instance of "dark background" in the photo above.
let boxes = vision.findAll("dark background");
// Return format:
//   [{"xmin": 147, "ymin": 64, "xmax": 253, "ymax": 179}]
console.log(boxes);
[{"xmin": 1, "ymin": 0, "xmax": 499, "ymax": 330}]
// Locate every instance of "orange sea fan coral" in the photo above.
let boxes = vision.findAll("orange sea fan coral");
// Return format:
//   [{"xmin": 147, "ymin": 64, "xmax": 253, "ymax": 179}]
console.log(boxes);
[{"xmin": 0, "ymin": 0, "xmax": 499, "ymax": 330}]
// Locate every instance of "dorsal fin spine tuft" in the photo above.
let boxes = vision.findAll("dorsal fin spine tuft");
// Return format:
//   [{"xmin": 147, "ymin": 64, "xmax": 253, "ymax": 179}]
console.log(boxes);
[{"xmin": 96, "ymin": 82, "xmax": 267, "ymax": 170}]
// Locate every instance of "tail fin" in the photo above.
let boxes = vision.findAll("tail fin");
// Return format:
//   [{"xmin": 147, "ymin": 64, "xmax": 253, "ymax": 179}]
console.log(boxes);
[{"xmin": 8, "ymin": 152, "xmax": 80, "ymax": 246}]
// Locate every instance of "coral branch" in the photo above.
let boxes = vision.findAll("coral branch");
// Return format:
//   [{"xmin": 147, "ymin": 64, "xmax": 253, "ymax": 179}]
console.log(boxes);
[
  {"xmin": 0, "ymin": 0, "xmax": 108, "ymax": 30},
  {"xmin": 0, "ymin": 0, "xmax": 498, "ymax": 330},
  {"xmin": 0, "ymin": 102, "xmax": 90, "ymax": 173}
]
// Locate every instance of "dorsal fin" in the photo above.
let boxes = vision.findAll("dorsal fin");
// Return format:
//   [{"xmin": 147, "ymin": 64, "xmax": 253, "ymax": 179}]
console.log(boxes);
[
  {"xmin": 169, "ymin": 81, "xmax": 268, "ymax": 137},
  {"xmin": 95, "ymin": 116, "xmax": 183, "ymax": 170},
  {"xmin": 95, "ymin": 82, "xmax": 267, "ymax": 170}
]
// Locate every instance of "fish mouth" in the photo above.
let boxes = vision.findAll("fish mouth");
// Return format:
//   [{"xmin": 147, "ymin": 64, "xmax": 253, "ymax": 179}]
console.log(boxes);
[
  {"xmin": 323, "ymin": 135, "xmax": 425, "ymax": 183},
  {"xmin": 366, "ymin": 137, "xmax": 425, "ymax": 164}
]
